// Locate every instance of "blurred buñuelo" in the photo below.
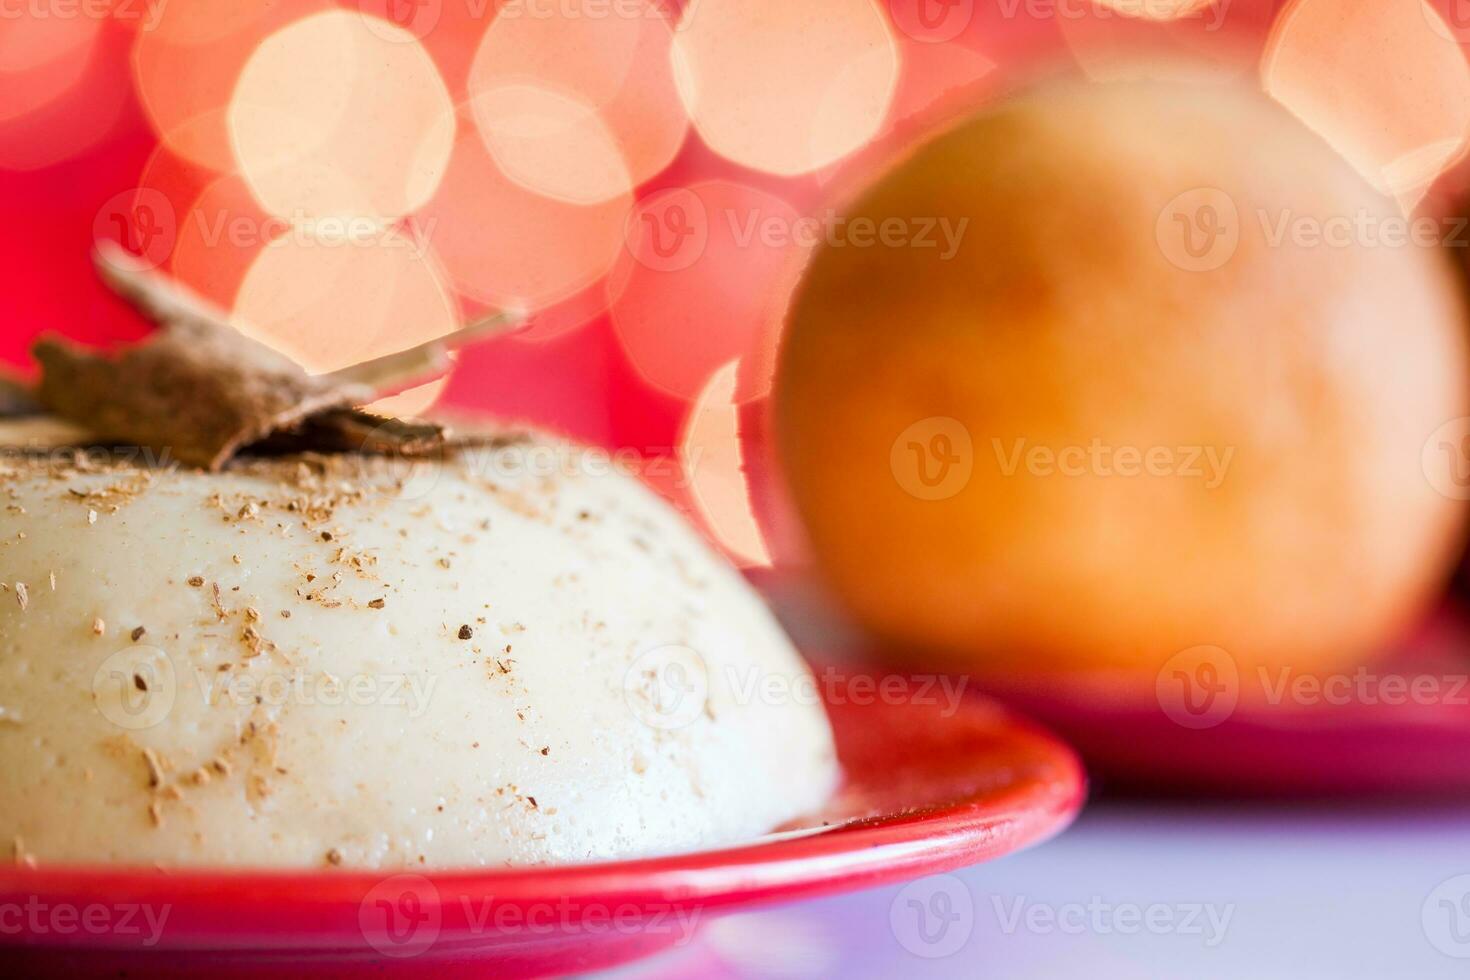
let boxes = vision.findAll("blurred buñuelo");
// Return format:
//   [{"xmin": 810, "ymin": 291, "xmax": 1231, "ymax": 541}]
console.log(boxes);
[{"xmin": 776, "ymin": 78, "xmax": 1470, "ymax": 676}]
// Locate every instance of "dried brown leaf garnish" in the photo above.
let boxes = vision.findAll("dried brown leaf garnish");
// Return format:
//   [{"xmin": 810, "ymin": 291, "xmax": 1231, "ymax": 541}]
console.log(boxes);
[
  {"xmin": 28, "ymin": 242, "xmax": 523, "ymax": 470},
  {"xmin": 0, "ymin": 369, "xmax": 39, "ymax": 418},
  {"xmin": 248, "ymin": 409, "xmax": 446, "ymax": 459}
]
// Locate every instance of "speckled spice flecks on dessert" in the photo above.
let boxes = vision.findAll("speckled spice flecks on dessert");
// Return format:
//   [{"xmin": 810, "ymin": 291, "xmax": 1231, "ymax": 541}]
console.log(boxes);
[{"xmin": 0, "ymin": 436, "xmax": 839, "ymax": 869}]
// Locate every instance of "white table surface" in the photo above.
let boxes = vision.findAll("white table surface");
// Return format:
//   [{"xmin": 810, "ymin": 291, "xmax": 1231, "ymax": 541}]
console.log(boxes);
[{"xmin": 615, "ymin": 801, "xmax": 1470, "ymax": 978}]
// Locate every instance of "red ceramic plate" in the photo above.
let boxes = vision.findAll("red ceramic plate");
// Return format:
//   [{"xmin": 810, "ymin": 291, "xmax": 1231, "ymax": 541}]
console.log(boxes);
[
  {"xmin": 0, "ymin": 677, "xmax": 1084, "ymax": 979},
  {"xmin": 760, "ymin": 574, "xmax": 1470, "ymax": 799},
  {"xmin": 971, "ymin": 602, "xmax": 1470, "ymax": 798}
]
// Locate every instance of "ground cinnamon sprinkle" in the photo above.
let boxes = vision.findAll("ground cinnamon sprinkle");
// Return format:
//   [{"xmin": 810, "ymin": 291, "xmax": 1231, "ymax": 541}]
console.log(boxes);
[
  {"xmin": 141, "ymin": 747, "xmax": 165, "ymax": 789},
  {"xmin": 0, "ymin": 376, "xmax": 609, "ymax": 856}
]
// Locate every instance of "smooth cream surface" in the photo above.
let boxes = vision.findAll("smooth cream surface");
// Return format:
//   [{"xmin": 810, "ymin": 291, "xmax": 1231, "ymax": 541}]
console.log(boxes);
[{"xmin": 0, "ymin": 433, "xmax": 838, "ymax": 868}]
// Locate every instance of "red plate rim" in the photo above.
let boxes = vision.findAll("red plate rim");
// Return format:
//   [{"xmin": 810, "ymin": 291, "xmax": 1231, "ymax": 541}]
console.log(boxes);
[{"xmin": 0, "ymin": 692, "xmax": 1086, "ymax": 953}]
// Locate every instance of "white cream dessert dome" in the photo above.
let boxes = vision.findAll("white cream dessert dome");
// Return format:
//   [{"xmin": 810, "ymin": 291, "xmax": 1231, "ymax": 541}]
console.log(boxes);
[{"xmin": 0, "ymin": 428, "xmax": 839, "ymax": 869}]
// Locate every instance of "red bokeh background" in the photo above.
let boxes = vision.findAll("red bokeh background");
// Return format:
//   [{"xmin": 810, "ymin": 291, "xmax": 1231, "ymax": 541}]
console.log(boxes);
[{"xmin": 4, "ymin": 0, "xmax": 1467, "ymax": 567}]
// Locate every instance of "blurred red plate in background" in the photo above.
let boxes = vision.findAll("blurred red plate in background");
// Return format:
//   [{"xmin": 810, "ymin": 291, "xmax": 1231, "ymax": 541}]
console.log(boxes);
[
  {"xmin": 765, "ymin": 573, "xmax": 1470, "ymax": 799},
  {"xmin": 0, "ymin": 676, "xmax": 1083, "ymax": 979},
  {"xmin": 969, "ymin": 605, "xmax": 1470, "ymax": 798}
]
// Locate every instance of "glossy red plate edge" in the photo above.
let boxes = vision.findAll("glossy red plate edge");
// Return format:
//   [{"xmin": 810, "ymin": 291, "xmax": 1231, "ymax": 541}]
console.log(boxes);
[
  {"xmin": 0, "ymin": 685, "xmax": 1086, "ymax": 976},
  {"xmin": 758, "ymin": 571, "xmax": 1470, "ymax": 799},
  {"xmin": 964, "ymin": 603, "xmax": 1470, "ymax": 798}
]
